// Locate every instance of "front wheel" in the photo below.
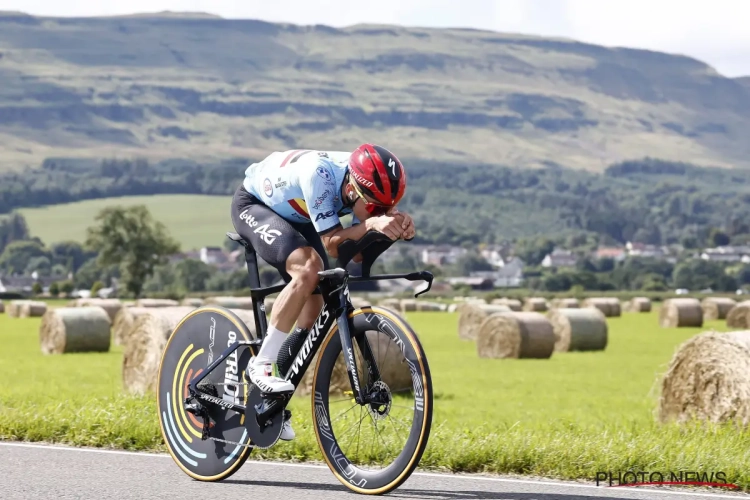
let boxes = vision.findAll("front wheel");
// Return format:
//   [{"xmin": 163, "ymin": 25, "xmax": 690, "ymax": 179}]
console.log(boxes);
[{"xmin": 311, "ymin": 305, "xmax": 433, "ymax": 495}]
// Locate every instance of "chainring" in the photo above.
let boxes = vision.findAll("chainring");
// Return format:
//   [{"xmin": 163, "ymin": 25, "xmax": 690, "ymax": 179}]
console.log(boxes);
[{"xmin": 244, "ymin": 387, "xmax": 284, "ymax": 449}]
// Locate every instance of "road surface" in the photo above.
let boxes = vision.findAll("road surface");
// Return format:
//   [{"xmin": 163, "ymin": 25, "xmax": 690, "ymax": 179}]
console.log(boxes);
[{"xmin": 1, "ymin": 441, "xmax": 747, "ymax": 500}]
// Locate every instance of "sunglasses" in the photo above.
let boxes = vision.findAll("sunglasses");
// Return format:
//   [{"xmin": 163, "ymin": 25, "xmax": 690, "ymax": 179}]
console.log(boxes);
[{"xmin": 349, "ymin": 181, "xmax": 391, "ymax": 216}]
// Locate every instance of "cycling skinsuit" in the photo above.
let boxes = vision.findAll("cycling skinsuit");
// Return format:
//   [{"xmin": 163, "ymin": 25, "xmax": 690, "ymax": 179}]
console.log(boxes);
[{"xmin": 230, "ymin": 149, "xmax": 360, "ymax": 283}]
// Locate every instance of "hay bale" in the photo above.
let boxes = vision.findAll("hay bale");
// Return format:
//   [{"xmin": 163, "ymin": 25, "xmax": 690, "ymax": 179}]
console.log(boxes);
[
  {"xmin": 181, "ymin": 297, "xmax": 205, "ymax": 307},
  {"xmin": 582, "ymin": 298, "xmax": 621, "ymax": 317},
  {"xmin": 112, "ymin": 307, "xmax": 151, "ymax": 346},
  {"xmin": 523, "ymin": 297, "xmax": 549, "ymax": 312},
  {"xmin": 658, "ymin": 330, "xmax": 750, "ymax": 425},
  {"xmin": 378, "ymin": 298, "xmax": 402, "ymax": 312},
  {"xmin": 39, "ymin": 306, "xmax": 111, "ymax": 354},
  {"xmin": 204, "ymin": 296, "xmax": 254, "ymax": 310},
  {"xmin": 19, "ymin": 301, "xmax": 48, "ymax": 318},
  {"xmin": 351, "ymin": 297, "xmax": 372, "ymax": 309},
  {"xmin": 476, "ymin": 312, "xmax": 555, "ymax": 359},
  {"xmin": 551, "ymin": 298, "xmax": 579, "ymax": 309},
  {"xmin": 6, "ymin": 300, "xmax": 29, "ymax": 318},
  {"xmin": 122, "ymin": 306, "xmax": 196, "ymax": 396},
  {"xmin": 69, "ymin": 298, "xmax": 123, "ymax": 321},
  {"xmin": 660, "ymin": 298, "xmax": 703, "ymax": 328},
  {"xmin": 548, "ymin": 308, "xmax": 608, "ymax": 352},
  {"xmin": 457, "ymin": 303, "xmax": 512, "ymax": 341},
  {"xmin": 490, "ymin": 298, "xmax": 522, "ymax": 311},
  {"xmin": 701, "ymin": 297, "xmax": 736, "ymax": 321},
  {"xmin": 134, "ymin": 298, "xmax": 179, "ymax": 308},
  {"xmin": 727, "ymin": 301, "xmax": 750, "ymax": 328},
  {"xmin": 400, "ymin": 299, "xmax": 417, "ymax": 312},
  {"xmin": 624, "ymin": 297, "xmax": 652, "ymax": 313},
  {"xmin": 297, "ymin": 331, "xmax": 412, "ymax": 396},
  {"xmin": 447, "ymin": 303, "xmax": 458, "ymax": 313},
  {"xmin": 416, "ymin": 301, "xmax": 445, "ymax": 311}
]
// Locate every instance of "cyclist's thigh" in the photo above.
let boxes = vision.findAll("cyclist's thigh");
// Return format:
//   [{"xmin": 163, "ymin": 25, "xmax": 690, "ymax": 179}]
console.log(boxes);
[
  {"xmin": 230, "ymin": 186, "xmax": 310, "ymax": 282},
  {"xmin": 292, "ymin": 220, "xmax": 331, "ymax": 272}
]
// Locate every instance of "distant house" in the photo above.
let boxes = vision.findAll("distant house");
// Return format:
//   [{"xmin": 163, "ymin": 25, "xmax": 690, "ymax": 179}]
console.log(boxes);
[
  {"xmin": 421, "ymin": 246, "xmax": 468, "ymax": 266},
  {"xmin": 594, "ymin": 246, "xmax": 627, "ymax": 261},
  {"xmin": 469, "ymin": 256, "xmax": 525, "ymax": 288},
  {"xmin": 0, "ymin": 275, "xmax": 58, "ymax": 295},
  {"xmin": 626, "ymin": 242, "xmax": 668, "ymax": 259},
  {"xmin": 200, "ymin": 247, "xmax": 228, "ymax": 265},
  {"xmin": 701, "ymin": 246, "xmax": 750, "ymax": 263},
  {"xmin": 480, "ymin": 246, "xmax": 506, "ymax": 268},
  {"xmin": 541, "ymin": 249, "xmax": 577, "ymax": 268}
]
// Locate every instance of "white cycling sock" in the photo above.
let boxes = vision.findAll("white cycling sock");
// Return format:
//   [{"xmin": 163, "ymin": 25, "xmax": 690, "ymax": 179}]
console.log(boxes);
[{"xmin": 254, "ymin": 324, "xmax": 288, "ymax": 367}]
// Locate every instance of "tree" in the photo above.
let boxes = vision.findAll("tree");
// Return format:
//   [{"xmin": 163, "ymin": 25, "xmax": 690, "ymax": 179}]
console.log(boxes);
[
  {"xmin": 453, "ymin": 252, "xmax": 493, "ymax": 276},
  {"xmin": 175, "ymin": 259, "xmax": 213, "ymax": 292},
  {"xmin": 85, "ymin": 206, "xmax": 180, "ymax": 298},
  {"xmin": 31, "ymin": 282, "xmax": 42, "ymax": 295},
  {"xmin": 710, "ymin": 228, "xmax": 731, "ymax": 247},
  {"xmin": 91, "ymin": 281, "xmax": 104, "ymax": 296},
  {"xmin": 49, "ymin": 282, "xmax": 60, "ymax": 296},
  {"xmin": 60, "ymin": 280, "xmax": 74, "ymax": 296},
  {"xmin": 0, "ymin": 240, "xmax": 50, "ymax": 275},
  {"xmin": 0, "ymin": 212, "xmax": 30, "ymax": 253},
  {"xmin": 51, "ymin": 241, "xmax": 95, "ymax": 273}
]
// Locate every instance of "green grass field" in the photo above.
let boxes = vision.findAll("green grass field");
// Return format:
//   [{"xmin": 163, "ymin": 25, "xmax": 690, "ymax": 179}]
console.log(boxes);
[
  {"xmin": 2, "ymin": 308, "xmax": 749, "ymax": 489},
  {"xmin": 19, "ymin": 195, "xmax": 233, "ymax": 251}
]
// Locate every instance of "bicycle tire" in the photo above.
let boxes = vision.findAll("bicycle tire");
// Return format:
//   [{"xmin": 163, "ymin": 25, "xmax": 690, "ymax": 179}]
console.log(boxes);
[
  {"xmin": 311, "ymin": 305, "xmax": 433, "ymax": 495},
  {"xmin": 157, "ymin": 306, "xmax": 255, "ymax": 482}
]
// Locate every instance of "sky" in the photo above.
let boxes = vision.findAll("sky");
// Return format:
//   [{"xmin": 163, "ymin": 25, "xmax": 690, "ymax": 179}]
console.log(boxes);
[{"xmin": 1, "ymin": 0, "xmax": 748, "ymax": 77}]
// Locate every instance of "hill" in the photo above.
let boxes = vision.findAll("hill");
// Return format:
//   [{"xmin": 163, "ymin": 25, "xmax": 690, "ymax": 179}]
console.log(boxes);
[{"xmin": 0, "ymin": 12, "xmax": 749, "ymax": 171}]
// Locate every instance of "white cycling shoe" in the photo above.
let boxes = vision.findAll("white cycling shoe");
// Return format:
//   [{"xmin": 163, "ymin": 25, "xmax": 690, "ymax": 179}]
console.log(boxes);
[{"xmin": 246, "ymin": 357, "xmax": 296, "ymax": 441}]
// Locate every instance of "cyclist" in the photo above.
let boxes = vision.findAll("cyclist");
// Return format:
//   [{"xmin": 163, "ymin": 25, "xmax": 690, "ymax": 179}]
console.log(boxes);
[{"xmin": 230, "ymin": 144, "xmax": 415, "ymax": 440}]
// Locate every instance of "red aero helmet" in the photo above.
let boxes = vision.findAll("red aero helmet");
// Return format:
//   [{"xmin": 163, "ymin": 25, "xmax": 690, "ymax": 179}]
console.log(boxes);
[{"xmin": 348, "ymin": 144, "xmax": 407, "ymax": 207}]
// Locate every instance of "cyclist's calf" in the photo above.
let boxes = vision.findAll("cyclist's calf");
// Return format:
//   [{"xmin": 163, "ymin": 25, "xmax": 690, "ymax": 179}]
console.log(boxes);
[{"xmin": 286, "ymin": 246, "xmax": 324, "ymax": 294}]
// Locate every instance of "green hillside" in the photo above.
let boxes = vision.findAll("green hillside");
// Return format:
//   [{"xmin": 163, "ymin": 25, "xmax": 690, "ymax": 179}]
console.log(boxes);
[
  {"xmin": 0, "ymin": 12, "xmax": 749, "ymax": 172},
  {"xmin": 19, "ymin": 195, "xmax": 233, "ymax": 251}
]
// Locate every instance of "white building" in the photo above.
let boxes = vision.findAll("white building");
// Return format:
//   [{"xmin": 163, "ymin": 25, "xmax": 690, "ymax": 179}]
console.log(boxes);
[{"xmin": 541, "ymin": 249, "xmax": 577, "ymax": 268}]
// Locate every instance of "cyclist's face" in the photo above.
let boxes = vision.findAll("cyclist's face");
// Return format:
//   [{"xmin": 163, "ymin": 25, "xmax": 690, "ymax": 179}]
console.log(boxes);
[{"xmin": 347, "ymin": 183, "xmax": 389, "ymax": 220}]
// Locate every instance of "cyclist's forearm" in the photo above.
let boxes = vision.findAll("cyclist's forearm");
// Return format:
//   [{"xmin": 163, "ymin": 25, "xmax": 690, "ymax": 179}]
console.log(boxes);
[{"xmin": 323, "ymin": 222, "xmax": 370, "ymax": 258}]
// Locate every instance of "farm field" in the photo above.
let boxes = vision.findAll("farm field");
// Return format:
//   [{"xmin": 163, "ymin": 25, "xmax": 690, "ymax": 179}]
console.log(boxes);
[
  {"xmin": 1, "ymin": 308, "xmax": 749, "ymax": 489},
  {"xmin": 19, "ymin": 195, "xmax": 233, "ymax": 251}
]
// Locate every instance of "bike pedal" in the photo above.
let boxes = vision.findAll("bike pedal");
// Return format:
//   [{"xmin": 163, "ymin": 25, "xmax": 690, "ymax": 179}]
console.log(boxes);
[{"xmin": 184, "ymin": 402, "xmax": 202, "ymax": 415}]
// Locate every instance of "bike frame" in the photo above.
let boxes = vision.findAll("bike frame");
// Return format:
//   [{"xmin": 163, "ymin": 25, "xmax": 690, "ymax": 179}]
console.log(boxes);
[{"xmin": 188, "ymin": 231, "xmax": 432, "ymax": 414}]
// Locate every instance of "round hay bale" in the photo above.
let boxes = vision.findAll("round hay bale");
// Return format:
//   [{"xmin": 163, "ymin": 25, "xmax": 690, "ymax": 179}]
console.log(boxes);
[
  {"xmin": 181, "ymin": 297, "xmax": 205, "ymax": 307},
  {"xmin": 416, "ymin": 301, "xmax": 444, "ymax": 312},
  {"xmin": 19, "ymin": 301, "xmax": 48, "ymax": 318},
  {"xmin": 548, "ymin": 308, "xmax": 608, "ymax": 352},
  {"xmin": 523, "ymin": 297, "xmax": 549, "ymax": 312},
  {"xmin": 727, "ymin": 301, "xmax": 750, "ymax": 328},
  {"xmin": 112, "ymin": 307, "xmax": 151, "ymax": 346},
  {"xmin": 134, "ymin": 298, "xmax": 179, "ymax": 308},
  {"xmin": 70, "ymin": 298, "xmax": 123, "ymax": 321},
  {"xmin": 660, "ymin": 298, "xmax": 703, "ymax": 328},
  {"xmin": 701, "ymin": 297, "xmax": 736, "ymax": 321},
  {"xmin": 122, "ymin": 306, "xmax": 196, "ymax": 396},
  {"xmin": 6, "ymin": 300, "xmax": 30, "ymax": 318},
  {"xmin": 551, "ymin": 298, "xmax": 580, "ymax": 309},
  {"xmin": 39, "ymin": 306, "xmax": 111, "ymax": 354},
  {"xmin": 204, "ymin": 296, "xmax": 254, "ymax": 310},
  {"xmin": 582, "ymin": 298, "xmax": 621, "ymax": 317},
  {"xmin": 625, "ymin": 297, "xmax": 652, "ymax": 313},
  {"xmin": 476, "ymin": 312, "xmax": 555, "ymax": 359},
  {"xmin": 447, "ymin": 303, "xmax": 458, "ymax": 313},
  {"xmin": 351, "ymin": 297, "xmax": 372, "ymax": 309},
  {"xmin": 378, "ymin": 298, "xmax": 402, "ymax": 312},
  {"xmin": 490, "ymin": 298, "xmax": 522, "ymax": 311},
  {"xmin": 297, "ymin": 331, "xmax": 412, "ymax": 396},
  {"xmin": 659, "ymin": 330, "xmax": 750, "ymax": 425},
  {"xmin": 457, "ymin": 303, "xmax": 512, "ymax": 341},
  {"xmin": 400, "ymin": 299, "xmax": 417, "ymax": 312}
]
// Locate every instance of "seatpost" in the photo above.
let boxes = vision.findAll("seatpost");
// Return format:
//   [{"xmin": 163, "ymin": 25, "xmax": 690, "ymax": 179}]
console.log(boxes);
[{"xmin": 244, "ymin": 246, "xmax": 269, "ymax": 339}]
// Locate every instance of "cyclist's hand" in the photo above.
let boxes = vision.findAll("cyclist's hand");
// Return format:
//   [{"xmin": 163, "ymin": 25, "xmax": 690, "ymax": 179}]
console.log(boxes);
[
  {"xmin": 365, "ymin": 215, "xmax": 404, "ymax": 241},
  {"xmin": 395, "ymin": 212, "xmax": 415, "ymax": 240}
]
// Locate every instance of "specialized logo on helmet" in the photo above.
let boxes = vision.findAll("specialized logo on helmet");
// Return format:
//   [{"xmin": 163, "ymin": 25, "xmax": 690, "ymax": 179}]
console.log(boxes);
[
  {"xmin": 351, "ymin": 169, "xmax": 374, "ymax": 188},
  {"xmin": 388, "ymin": 158, "xmax": 398, "ymax": 177}
]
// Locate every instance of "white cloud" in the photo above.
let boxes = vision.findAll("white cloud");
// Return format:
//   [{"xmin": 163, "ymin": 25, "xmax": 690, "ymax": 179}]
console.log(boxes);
[{"xmin": 2, "ymin": 0, "xmax": 749, "ymax": 76}]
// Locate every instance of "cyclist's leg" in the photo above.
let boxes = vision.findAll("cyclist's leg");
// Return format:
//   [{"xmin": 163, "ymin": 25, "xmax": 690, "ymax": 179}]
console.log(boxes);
[
  {"xmin": 230, "ymin": 185, "xmax": 320, "ymax": 392},
  {"xmin": 289, "ymin": 220, "xmax": 329, "ymax": 330}
]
